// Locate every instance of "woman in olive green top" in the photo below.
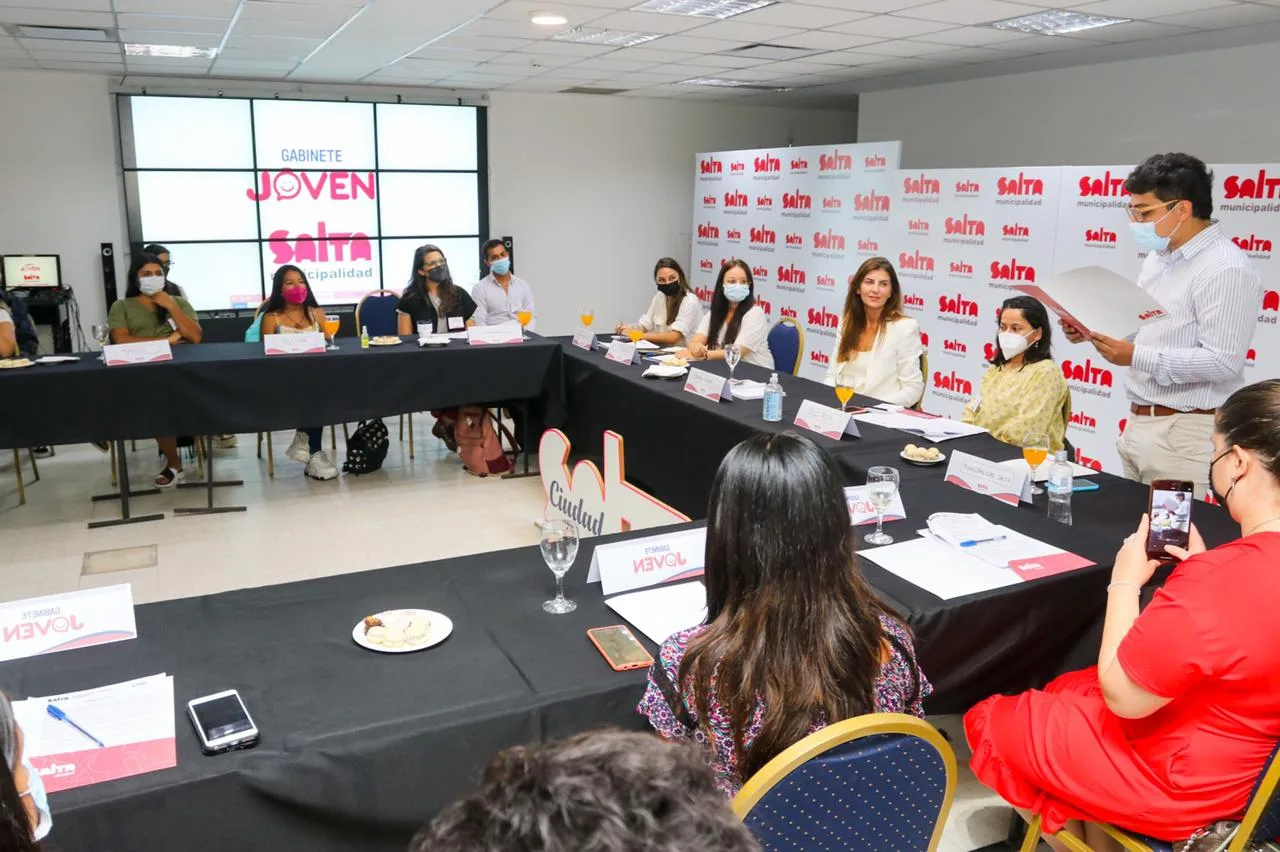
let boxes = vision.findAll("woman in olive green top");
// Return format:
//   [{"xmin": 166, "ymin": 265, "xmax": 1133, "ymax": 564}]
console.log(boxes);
[{"xmin": 107, "ymin": 253, "xmax": 203, "ymax": 487}]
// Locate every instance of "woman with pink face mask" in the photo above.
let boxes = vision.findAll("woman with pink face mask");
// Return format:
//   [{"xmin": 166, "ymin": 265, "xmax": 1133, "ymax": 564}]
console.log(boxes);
[{"xmin": 260, "ymin": 265, "xmax": 338, "ymax": 481}]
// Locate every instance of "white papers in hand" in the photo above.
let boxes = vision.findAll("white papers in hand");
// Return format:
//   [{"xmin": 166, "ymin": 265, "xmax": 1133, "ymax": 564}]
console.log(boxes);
[
  {"xmin": 860, "ymin": 538, "xmax": 1021, "ymax": 600},
  {"xmin": 605, "ymin": 581, "xmax": 707, "ymax": 645},
  {"xmin": 1011, "ymin": 266, "xmax": 1168, "ymax": 341}
]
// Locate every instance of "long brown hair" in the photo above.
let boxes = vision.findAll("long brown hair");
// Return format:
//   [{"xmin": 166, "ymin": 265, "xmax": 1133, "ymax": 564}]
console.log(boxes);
[
  {"xmin": 836, "ymin": 256, "xmax": 904, "ymax": 363},
  {"xmin": 705, "ymin": 260, "xmax": 754, "ymax": 350},
  {"xmin": 654, "ymin": 258, "xmax": 692, "ymax": 326},
  {"xmin": 678, "ymin": 433, "xmax": 917, "ymax": 783}
]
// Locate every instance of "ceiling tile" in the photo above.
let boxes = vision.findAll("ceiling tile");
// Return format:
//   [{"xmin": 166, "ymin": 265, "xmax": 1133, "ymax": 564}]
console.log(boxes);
[
  {"xmin": 801, "ymin": 0, "xmax": 952, "ymax": 10},
  {"xmin": 22, "ymin": 38, "xmax": 120, "ymax": 53},
  {"xmin": 240, "ymin": 1, "xmax": 359, "ymax": 23},
  {"xmin": 434, "ymin": 34, "xmax": 536, "ymax": 52},
  {"xmin": 483, "ymin": 1, "xmax": 609, "ymax": 26},
  {"xmin": 116, "ymin": 14, "xmax": 231, "ymax": 33},
  {"xmin": 118, "ymin": 30, "xmax": 223, "ymax": 48},
  {"xmin": 114, "ymin": 0, "xmax": 238, "ymax": 12},
  {"xmin": 861, "ymin": 55, "xmax": 956, "ymax": 70},
  {"xmin": 848, "ymin": 37, "xmax": 959, "ymax": 56},
  {"xmin": 37, "ymin": 60, "xmax": 124, "ymax": 71},
  {"xmin": 484, "ymin": 50, "xmax": 584, "ymax": 67},
  {"xmin": 769, "ymin": 29, "xmax": 888, "ymax": 49},
  {"xmin": 996, "ymin": 33, "xmax": 1108, "ymax": 52},
  {"xmin": 1071, "ymin": 0, "xmax": 1240, "ymax": 18},
  {"xmin": 557, "ymin": 55, "xmax": 661, "ymax": 71},
  {"xmin": 1154, "ymin": 4, "xmax": 1280, "ymax": 27},
  {"xmin": 914, "ymin": 24, "xmax": 1044, "ymax": 46},
  {"xmin": 828, "ymin": 14, "xmax": 957, "ymax": 37},
  {"xmin": 896, "ymin": 0, "xmax": 1049, "ymax": 25},
  {"xmin": 684, "ymin": 19, "xmax": 808, "ymax": 42},
  {"xmin": 582, "ymin": 9, "xmax": 709, "ymax": 33},
  {"xmin": 517, "ymin": 40, "xmax": 619, "ymax": 56},
  {"xmin": 233, "ymin": 19, "xmax": 348, "ymax": 39},
  {"xmin": 1064, "ymin": 19, "xmax": 1196, "ymax": 40},
  {"xmin": 927, "ymin": 44, "xmax": 1029, "ymax": 61},
  {"xmin": 736, "ymin": 3, "xmax": 872, "ymax": 27},
  {"xmin": 25, "ymin": 48, "xmax": 121, "ymax": 62},
  {"xmin": 0, "ymin": 7, "xmax": 116, "ymax": 27}
]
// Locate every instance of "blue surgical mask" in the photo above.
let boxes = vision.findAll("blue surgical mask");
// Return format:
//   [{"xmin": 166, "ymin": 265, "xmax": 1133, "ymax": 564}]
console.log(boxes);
[
  {"xmin": 20, "ymin": 757, "xmax": 52, "ymax": 841},
  {"xmin": 1128, "ymin": 205, "xmax": 1180, "ymax": 253},
  {"xmin": 723, "ymin": 283, "xmax": 750, "ymax": 303},
  {"xmin": 489, "ymin": 258, "xmax": 511, "ymax": 276}
]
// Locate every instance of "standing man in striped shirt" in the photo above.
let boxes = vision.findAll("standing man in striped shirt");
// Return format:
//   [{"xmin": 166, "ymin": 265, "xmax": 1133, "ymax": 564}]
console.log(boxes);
[{"xmin": 1062, "ymin": 153, "xmax": 1262, "ymax": 495}]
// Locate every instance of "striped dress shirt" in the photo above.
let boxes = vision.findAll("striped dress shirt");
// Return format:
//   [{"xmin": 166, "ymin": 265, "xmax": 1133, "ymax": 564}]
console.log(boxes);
[{"xmin": 1128, "ymin": 222, "xmax": 1262, "ymax": 410}]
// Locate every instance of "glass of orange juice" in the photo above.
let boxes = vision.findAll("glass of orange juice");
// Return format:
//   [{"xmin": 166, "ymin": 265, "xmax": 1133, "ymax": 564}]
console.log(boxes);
[
  {"xmin": 516, "ymin": 309, "xmax": 533, "ymax": 339},
  {"xmin": 835, "ymin": 381, "xmax": 854, "ymax": 412},
  {"xmin": 625, "ymin": 328, "xmax": 644, "ymax": 345},
  {"xmin": 580, "ymin": 308, "xmax": 594, "ymax": 328},
  {"xmin": 1022, "ymin": 432, "xmax": 1049, "ymax": 495},
  {"xmin": 323, "ymin": 315, "xmax": 340, "ymax": 350}
]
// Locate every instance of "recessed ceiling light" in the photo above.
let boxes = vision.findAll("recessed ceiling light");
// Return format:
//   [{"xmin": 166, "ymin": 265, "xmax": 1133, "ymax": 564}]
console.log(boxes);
[
  {"xmin": 125, "ymin": 43, "xmax": 218, "ymax": 58},
  {"xmin": 990, "ymin": 9, "xmax": 1130, "ymax": 35},
  {"xmin": 13, "ymin": 24, "xmax": 113, "ymax": 42},
  {"xmin": 680, "ymin": 77, "xmax": 790, "ymax": 91},
  {"xmin": 552, "ymin": 26, "xmax": 663, "ymax": 46},
  {"xmin": 530, "ymin": 12, "xmax": 569, "ymax": 26},
  {"xmin": 632, "ymin": 0, "xmax": 774, "ymax": 20}
]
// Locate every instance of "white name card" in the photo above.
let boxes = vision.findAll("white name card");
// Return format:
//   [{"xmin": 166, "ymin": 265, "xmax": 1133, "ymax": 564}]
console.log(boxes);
[
  {"xmin": 0, "ymin": 584, "xmax": 137, "ymax": 663},
  {"xmin": 103, "ymin": 340, "xmax": 172, "ymax": 367},
  {"xmin": 794, "ymin": 399, "xmax": 861, "ymax": 440},
  {"xmin": 263, "ymin": 332, "xmax": 325, "ymax": 356},
  {"xmin": 683, "ymin": 367, "xmax": 731, "ymax": 402},
  {"xmin": 589, "ymin": 528, "xmax": 707, "ymax": 596},
  {"xmin": 844, "ymin": 486, "xmax": 906, "ymax": 526},
  {"xmin": 605, "ymin": 340, "xmax": 637, "ymax": 365},
  {"xmin": 571, "ymin": 328, "xmax": 594, "ymax": 351},
  {"xmin": 468, "ymin": 323, "xmax": 523, "ymax": 345},
  {"xmin": 943, "ymin": 450, "xmax": 1032, "ymax": 506}
]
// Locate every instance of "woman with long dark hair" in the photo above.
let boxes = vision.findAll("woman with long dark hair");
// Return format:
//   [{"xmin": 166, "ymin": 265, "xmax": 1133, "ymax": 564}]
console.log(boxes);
[
  {"xmin": 678, "ymin": 260, "xmax": 773, "ymax": 369},
  {"xmin": 396, "ymin": 245, "xmax": 480, "ymax": 336},
  {"xmin": 106, "ymin": 252, "xmax": 203, "ymax": 486},
  {"xmin": 260, "ymin": 265, "xmax": 337, "ymax": 480},
  {"xmin": 617, "ymin": 258, "xmax": 702, "ymax": 347},
  {"xmin": 824, "ymin": 256, "xmax": 923, "ymax": 407},
  {"xmin": 637, "ymin": 432, "xmax": 929, "ymax": 794},
  {"xmin": 0, "ymin": 690, "xmax": 51, "ymax": 849},
  {"xmin": 966, "ymin": 379, "xmax": 1280, "ymax": 849},
  {"xmin": 961, "ymin": 294, "xmax": 1069, "ymax": 452}
]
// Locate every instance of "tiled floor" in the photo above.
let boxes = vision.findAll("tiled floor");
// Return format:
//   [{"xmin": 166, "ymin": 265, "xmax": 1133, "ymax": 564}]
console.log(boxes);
[{"xmin": 0, "ymin": 427, "xmax": 1018, "ymax": 851}]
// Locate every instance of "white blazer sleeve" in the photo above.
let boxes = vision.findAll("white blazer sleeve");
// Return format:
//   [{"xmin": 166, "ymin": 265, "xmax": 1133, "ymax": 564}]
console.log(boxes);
[
  {"xmin": 694, "ymin": 311, "xmax": 711, "ymax": 340},
  {"xmin": 885, "ymin": 317, "xmax": 925, "ymax": 407},
  {"xmin": 737, "ymin": 307, "xmax": 774, "ymax": 370},
  {"xmin": 672, "ymin": 294, "xmax": 701, "ymax": 341}
]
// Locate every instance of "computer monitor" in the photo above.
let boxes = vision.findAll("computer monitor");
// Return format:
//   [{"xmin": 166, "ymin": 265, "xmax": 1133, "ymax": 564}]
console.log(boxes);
[{"xmin": 1, "ymin": 254, "xmax": 61, "ymax": 288}]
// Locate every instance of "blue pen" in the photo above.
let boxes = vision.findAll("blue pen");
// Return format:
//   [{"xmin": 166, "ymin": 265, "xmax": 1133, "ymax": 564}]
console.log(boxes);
[
  {"xmin": 960, "ymin": 535, "xmax": 1007, "ymax": 547},
  {"xmin": 47, "ymin": 704, "xmax": 105, "ymax": 748}
]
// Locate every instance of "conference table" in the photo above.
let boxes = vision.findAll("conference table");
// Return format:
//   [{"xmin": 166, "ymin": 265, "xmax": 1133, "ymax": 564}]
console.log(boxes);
[{"xmin": 0, "ymin": 333, "xmax": 1240, "ymax": 851}]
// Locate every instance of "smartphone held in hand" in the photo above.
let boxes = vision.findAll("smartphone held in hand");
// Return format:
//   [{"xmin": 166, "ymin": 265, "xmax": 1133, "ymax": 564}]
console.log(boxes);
[{"xmin": 1146, "ymin": 480, "xmax": 1194, "ymax": 560}]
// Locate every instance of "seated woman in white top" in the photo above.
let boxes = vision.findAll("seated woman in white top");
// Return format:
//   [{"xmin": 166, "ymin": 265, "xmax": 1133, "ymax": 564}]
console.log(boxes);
[
  {"xmin": 616, "ymin": 257, "xmax": 702, "ymax": 347},
  {"xmin": 678, "ymin": 260, "xmax": 774, "ymax": 370},
  {"xmin": 823, "ymin": 257, "xmax": 923, "ymax": 407}
]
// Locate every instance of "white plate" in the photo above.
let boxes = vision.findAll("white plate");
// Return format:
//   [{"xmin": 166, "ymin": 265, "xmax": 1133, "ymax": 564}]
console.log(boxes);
[
  {"xmin": 35, "ymin": 356, "xmax": 80, "ymax": 364},
  {"xmin": 900, "ymin": 450, "xmax": 946, "ymax": 466},
  {"xmin": 418, "ymin": 336, "xmax": 450, "ymax": 347},
  {"xmin": 369, "ymin": 337, "xmax": 403, "ymax": 347},
  {"xmin": 352, "ymin": 608, "xmax": 453, "ymax": 653},
  {"xmin": 643, "ymin": 365, "xmax": 689, "ymax": 379}
]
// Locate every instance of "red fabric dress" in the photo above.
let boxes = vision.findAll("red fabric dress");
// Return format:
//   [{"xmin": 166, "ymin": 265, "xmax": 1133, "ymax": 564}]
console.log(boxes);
[{"xmin": 965, "ymin": 532, "xmax": 1280, "ymax": 840}]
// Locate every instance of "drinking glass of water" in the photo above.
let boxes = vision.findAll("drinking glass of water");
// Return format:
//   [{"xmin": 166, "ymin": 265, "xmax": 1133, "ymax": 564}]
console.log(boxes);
[
  {"xmin": 865, "ymin": 466, "xmax": 900, "ymax": 545},
  {"xmin": 540, "ymin": 519, "xmax": 580, "ymax": 614},
  {"xmin": 92, "ymin": 324, "xmax": 109, "ymax": 361},
  {"xmin": 724, "ymin": 343, "xmax": 741, "ymax": 382}
]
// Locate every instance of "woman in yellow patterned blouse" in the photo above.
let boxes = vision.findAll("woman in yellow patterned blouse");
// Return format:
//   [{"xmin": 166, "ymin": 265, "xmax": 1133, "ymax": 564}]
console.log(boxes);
[{"xmin": 961, "ymin": 295, "xmax": 1070, "ymax": 453}]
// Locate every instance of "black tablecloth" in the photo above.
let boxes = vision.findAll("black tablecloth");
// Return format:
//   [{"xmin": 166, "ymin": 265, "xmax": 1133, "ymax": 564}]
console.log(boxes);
[{"xmin": 0, "ymin": 338, "xmax": 565, "ymax": 450}]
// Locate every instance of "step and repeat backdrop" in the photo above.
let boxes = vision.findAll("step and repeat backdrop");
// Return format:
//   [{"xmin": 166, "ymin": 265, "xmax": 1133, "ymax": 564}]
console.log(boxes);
[{"xmin": 692, "ymin": 147, "xmax": 1278, "ymax": 474}]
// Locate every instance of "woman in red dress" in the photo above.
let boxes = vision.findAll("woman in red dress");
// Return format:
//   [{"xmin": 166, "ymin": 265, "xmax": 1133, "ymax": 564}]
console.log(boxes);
[{"xmin": 965, "ymin": 379, "xmax": 1280, "ymax": 849}]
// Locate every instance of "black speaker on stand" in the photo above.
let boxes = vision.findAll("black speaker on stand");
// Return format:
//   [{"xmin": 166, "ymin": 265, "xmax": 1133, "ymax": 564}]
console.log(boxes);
[{"xmin": 101, "ymin": 242, "xmax": 118, "ymax": 305}]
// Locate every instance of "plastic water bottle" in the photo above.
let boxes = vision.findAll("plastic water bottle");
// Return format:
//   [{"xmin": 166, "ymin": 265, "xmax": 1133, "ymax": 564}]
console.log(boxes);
[
  {"xmin": 360, "ymin": 325, "xmax": 370, "ymax": 349},
  {"xmin": 762, "ymin": 372, "xmax": 783, "ymax": 422},
  {"xmin": 1047, "ymin": 449, "xmax": 1073, "ymax": 525}
]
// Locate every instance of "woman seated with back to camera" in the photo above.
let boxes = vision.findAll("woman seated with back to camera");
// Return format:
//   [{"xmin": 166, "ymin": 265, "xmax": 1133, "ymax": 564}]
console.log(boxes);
[
  {"xmin": 677, "ymin": 260, "xmax": 774, "ymax": 370},
  {"xmin": 396, "ymin": 245, "xmax": 481, "ymax": 451},
  {"xmin": 259, "ymin": 265, "xmax": 337, "ymax": 481},
  {"xmin": 0, "ymin": 689, "xmax": 51, "ymax": 849},
  {"xmin": 616, "ymin": 257, "xmax": 703, "ymax": 347},
  {"xmin": 107, "ymin": 253, "xmax": 202, "ymax": 487},
  {"xmin": 638, "ymin": 432, "xmax": 929, "ymax": 796},
  {"xmin": 965, "ymin": 378, "xmax": 1280, "ymax": 850},
  {"xmin": 961, "ymin": 294, "xmax": 1069, "ymax": 453},
  {"xmin": 823, "ymin": 256, "xmax": 924, "ymax": 407}
]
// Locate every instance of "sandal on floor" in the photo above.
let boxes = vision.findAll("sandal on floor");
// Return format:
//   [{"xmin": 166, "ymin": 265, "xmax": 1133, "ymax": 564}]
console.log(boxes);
[{"xmin": 155, "ymin": 467, "xmax": 185, "ymax": 488}]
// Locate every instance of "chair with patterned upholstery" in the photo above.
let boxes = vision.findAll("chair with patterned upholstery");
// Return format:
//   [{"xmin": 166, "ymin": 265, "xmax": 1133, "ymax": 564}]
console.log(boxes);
[
  {"xmin": 767, "ymin": 317, "xmax": 803, "ymax": 376},
  {"xmin": 356, "ymin": 289, "xmax": 419, "ymax": 457},
  {"xmin": 732, "ymin": 713, "xmax": 957, "ymax": 851},
  {"xmin": 1021, "ymin": 739, "xmax": 1280, "ymax": 852}
]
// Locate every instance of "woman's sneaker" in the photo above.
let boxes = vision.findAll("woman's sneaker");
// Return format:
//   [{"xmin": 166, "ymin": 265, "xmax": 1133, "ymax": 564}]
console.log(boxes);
[
  {"xmin": 305, "ymin": 451, "xmax": 338, "ymax": 481},
  {"xmin": 155, "ymin": 467, "xmax": 185, "ymax": 488},
  {"xmin": 285, "ymin": 430, "xmax": 312, "ymax": 463}
]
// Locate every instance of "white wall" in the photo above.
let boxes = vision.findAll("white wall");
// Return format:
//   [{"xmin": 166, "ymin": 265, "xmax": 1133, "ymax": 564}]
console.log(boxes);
[
  {"xmin": 857, "ymin": 41, "xmax": 1279, "ymax": 169},
  {"xmin": 0, "ymin": 72, "xmax": 129, "ymax": 339},
  {"xmin": 487, "ymin": 91, "xmax": 858, "ymax": 335}
]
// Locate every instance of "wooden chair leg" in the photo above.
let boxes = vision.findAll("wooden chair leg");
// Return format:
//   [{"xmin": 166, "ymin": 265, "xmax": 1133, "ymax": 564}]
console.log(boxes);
[
  {"xmin": 330, "ymin": 424, "xmax": 337, "ymax": 452},
  {"xmin": 27, "ymin": 448, "xmax": 39, "ymax": 483},
  {"xmin": 257, "ymin": 432, "xmax": 263, "ymax": 459},
  {"xmin": 266, "ymin": 432, "xmax": 275, "ymax": 478},
  {"xmin": 110, "ymin": 441, "xmax": 118, "ymax": 486},
  {"xmin": 409, "ymin": 413, "xmax": 415, "ymax": 460},
  {"xmin": 13, "ymin": 449, "xmax": 25, "ymax": 506},
  {"xmin": 195, "ymin": 437, "xmax": 205, "ymax": 480},
  {"xmin": 131, "ymin": 439, "xmax": 137, "ymax": 452}
]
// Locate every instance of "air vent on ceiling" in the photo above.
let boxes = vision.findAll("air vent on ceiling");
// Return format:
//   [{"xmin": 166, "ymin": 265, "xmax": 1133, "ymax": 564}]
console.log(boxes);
[
  {"xmin": 724, "ymin": 42, "xmax": 817, "ymax": 61},
  {"xmin": 562, "ymin": 86, "xmax": 631, "ymax": 95},
  {"xmin": 12, "ymin": 24, "xmax": 115, "ymax": 42}
]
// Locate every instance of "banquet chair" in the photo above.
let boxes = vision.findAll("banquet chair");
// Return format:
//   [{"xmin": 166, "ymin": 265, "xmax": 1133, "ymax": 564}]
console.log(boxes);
[
  {"xmin": 732, "ymin": 713, "xmax": 956, "ymax": 851},
  {"xmin": 356, "ymin": 289, "xmax": 417, "ymax": 458},
  {"xmin": 1020, "ymin": 739, "xmax": 1280, "ymax": 852},
  {"xmin": 767, "ymin": 317, "xmax": 803, "ymax": 376},
  {"xmin": 9, "ymin": 448, "xmax": 40, "ymax": 506}
]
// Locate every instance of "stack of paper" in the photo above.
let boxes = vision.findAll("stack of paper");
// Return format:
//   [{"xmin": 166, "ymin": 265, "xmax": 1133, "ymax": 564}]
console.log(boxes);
[
  {"xmin": 13, "ymin": 673, "xmax": 177, "ymax": 793},
  {"xmin": 852, "ymin": 406, "xmax": 987, "ymax": 442},
  {"xmin": 926, "ymin": 513, "xmax": 1005, "ymax": 549},
  {"xmin": 997, "ymin": 457, "xmax": 1096, "ymax": 483},
  {"xmin": 728, "ymin": 379, "xmax": 766, "ymax": 400},
  {"xmin": 605, "ymin": 581, "xmax": 707, "ymax": 645}
]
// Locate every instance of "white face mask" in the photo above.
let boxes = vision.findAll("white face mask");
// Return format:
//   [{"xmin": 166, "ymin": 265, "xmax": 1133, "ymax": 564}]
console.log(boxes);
[
  {"xmin": 997, "ymin": 330, "xmax": 1034, "ymax": 360},
  {"xmin": 138, "ymin": 275, "xmax": 166, "ymax": 296}
]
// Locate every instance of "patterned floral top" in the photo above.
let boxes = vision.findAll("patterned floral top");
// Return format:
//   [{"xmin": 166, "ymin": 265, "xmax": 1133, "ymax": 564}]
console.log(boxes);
[
  {"xmin": 961, "ymin": 358, "xmax": 1070, "ymax": 453},
  {"xmin": 636, "ymin": 614, "xmax": 931, "ymax": 796}
]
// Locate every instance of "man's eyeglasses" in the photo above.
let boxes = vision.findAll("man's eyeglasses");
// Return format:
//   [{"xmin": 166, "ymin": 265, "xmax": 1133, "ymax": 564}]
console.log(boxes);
[{"xmin": 1125, "ymin": 200, "xmax": 1178, "ymax": 222}]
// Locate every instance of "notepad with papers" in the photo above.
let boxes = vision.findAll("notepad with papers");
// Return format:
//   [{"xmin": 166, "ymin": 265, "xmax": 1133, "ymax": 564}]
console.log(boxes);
[
  {"xmin": 605, "ymin": 581, "xmax": 707, "ymax": 645},
  {"xmin": 852, "ymin": 405, "xmax": 987, "ymax": 442}
]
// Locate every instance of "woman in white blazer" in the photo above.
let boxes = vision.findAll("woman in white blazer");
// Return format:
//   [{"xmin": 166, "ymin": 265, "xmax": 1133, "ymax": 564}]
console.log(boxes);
[{"xmin": 823, "ymin": 257, "xmax": 924, "ymax": 407}]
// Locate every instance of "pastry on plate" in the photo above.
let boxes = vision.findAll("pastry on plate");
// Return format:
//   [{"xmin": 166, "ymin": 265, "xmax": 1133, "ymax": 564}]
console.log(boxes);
[
  {"xmin": 381, "ymin": 626, "xmax": 406, "ymax": 648},
  {"xmin": 365, "ymin": 625, "xmax": 388, "ymax": 645},
  {"xmin": 660, "ymin": 356, "xmax": 688, "ymax": 368},
  {"xmin": 371, "ymin": 335, "xmax": 400, "ymax": 345},
  {"xmin": 404, "ymin": 617, "xmax": 430, "ymax": 644},
  {"xmin": 903, "ymin": 444, "xmax": 943, "ymax": 462}
]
